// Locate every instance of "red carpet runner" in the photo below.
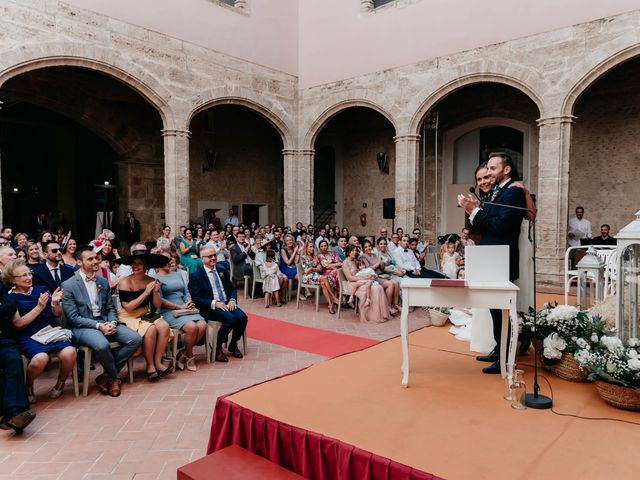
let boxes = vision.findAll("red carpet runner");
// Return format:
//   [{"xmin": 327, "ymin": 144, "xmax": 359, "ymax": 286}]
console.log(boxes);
[{"xmin": 246, "ymin": 313, "xmax": 378, "ymax": 357}]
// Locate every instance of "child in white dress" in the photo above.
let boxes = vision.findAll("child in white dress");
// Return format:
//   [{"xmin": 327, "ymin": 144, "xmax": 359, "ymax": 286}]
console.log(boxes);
[
  {"xmin": 262, "ymin": 250, "xmax": 282, "ymax": 308},
  {"xmin": 442, "ymin": 242, "xmax": 461, "ymax": 279}
]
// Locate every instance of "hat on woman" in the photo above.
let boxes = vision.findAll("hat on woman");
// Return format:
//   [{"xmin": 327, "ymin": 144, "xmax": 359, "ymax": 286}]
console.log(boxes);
[{"xmin": 115, "ymin": 248, "xmax": 170, "ymax": 269}]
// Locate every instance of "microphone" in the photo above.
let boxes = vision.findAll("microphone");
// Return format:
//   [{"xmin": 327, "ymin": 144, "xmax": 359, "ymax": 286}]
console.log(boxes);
[{"xmin": 468, "ymin": 187, "xmax": 482, "ymax": 202}]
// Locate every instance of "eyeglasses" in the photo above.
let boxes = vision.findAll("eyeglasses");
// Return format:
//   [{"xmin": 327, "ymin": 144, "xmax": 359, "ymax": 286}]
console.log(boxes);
[
  {"xmin": 14, "ymin": 272, "xmax": 33, "ymax": 279},
  {"xmin": 202, "ymin": 254, "xmax": 217, "ymax": 259}
]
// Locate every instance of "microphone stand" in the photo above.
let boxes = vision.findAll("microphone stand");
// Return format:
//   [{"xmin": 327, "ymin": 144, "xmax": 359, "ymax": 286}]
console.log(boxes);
[{"xmin": 479, "ymin": 199, "xmax": 553, "ymax": 409}]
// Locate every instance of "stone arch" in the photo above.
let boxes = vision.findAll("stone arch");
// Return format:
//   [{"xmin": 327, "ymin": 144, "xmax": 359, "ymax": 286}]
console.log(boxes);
[
  {"xmin": 408, "ymin": 73, "xmax": 544, "ymax": 135},
  {"xmin": 562, "ymin": 44, "xmax": 640, "ymax": 117},
  {"xmin": 186, "ymin": 95, "xmax": 292, "ymax": 150},
  {"xmin": 303, "ymin": 98, "xmax": 398, "ymax": 150},
  {"xmin": 0, "ymin": 42, "xmax": 175, "ymax": 127}
]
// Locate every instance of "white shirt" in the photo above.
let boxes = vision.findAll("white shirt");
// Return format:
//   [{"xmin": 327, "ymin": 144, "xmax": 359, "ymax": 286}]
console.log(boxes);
[
  {"xmin": 393, "ymin": 247, "xmax": 420, "ymax": 272},
  {"xmin": 78, "ymin": 270, "xmax": 101, "ymax": 317},
  {"xmin": 205, "ymin": 267, "xmax": 227, "ymax": 309},
  {"xmin": 46, "ymin": 261, "xmax": 61, "ymax": 280},
  {"xmin": 314, "ymin": 236, "xmax": 328, "ymax": 250},
  {"xmin": 388, "ymin": 241, "xmax": 400, "ymax": 255},
  {"xmin": 568, "ymin": 217, "xmax": 592, "ymax": 247}
]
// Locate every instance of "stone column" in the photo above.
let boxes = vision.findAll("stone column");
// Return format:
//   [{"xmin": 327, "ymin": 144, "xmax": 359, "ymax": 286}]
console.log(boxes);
[
  {"xmin": 283, "ymin": 149, "xmax": 314, "ymax": 227},
  {"xmin": 162, "ymin": 129, "xmax": 191, "ymax": 231},
  {"xmin": 394, "ymin": 134, "xmax": 421, "ymax": 231},
  {"xmin": 536, "ymin": 115, "xmax": 575, "ymax": 287}
]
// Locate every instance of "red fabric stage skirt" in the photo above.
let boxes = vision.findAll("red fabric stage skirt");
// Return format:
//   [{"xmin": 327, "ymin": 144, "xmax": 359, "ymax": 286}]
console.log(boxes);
[{"xmin": 208, "ymin": 396, "xmax": 441, "ymax": 480}]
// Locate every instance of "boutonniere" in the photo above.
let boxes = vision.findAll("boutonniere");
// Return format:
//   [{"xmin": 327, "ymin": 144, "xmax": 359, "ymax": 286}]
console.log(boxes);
[
  {"xmin": 97, "ymin": 284, "xmax": 104, "ymax": 293},
  {"xmin": 218, "ymin": 272, "xmax": 224, "ymax": 280},
  {"xmin": 490, "ymin": 185, "xmax": 501, "ymax": 202}
]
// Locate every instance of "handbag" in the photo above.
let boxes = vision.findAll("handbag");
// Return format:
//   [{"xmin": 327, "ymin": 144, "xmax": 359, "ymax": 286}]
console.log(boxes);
[{"xmin": 140, "ymin": 312, "xmax": 162, "ymax": 322}]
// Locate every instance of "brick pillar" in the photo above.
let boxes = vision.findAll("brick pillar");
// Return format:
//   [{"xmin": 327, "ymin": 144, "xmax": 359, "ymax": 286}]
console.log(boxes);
[
  {"xmin": 283, "ymin": 149, "xmax": 314, "ymax": 227},
  {"xmin": 536, "ymin": 115, "xmax": 575, "ymax": 287},
  {"xmin": 394, "ymin": 134, "xmax": 421, "ymax": 232},
  {"xmin": 163, "ymin": 128, "xmax": 191, "ymax": 231}
]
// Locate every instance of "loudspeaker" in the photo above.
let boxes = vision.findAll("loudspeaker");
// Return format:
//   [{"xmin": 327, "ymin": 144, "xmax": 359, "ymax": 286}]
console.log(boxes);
[{"xmin": 383, "ymin": 198, "xmax": 395, "ymax": 219}]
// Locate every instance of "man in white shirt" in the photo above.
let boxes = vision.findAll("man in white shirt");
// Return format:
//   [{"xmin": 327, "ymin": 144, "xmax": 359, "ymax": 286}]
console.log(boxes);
[
  {"xmin": 393, "ymin": 236, "xmax": 445, "ymax": 278},
  {"xmin": 387, "ymin": 233, "xmax": 401, "ymax": 256},
  {"xmin": 314, "ymin": 228, "xmax": 329, "ymax": 250},
  {"xmin": 224, "ymin": 208, "xmax": 239, "ymax": 227},
  {"xmin": 567, "ymin": 206, "xmax": 592, "ymax": 247}
]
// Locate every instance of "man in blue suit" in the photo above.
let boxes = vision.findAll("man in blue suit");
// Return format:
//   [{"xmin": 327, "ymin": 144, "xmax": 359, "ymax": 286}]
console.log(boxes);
[
  {"xmin": 62, "ymin": 245, "xmax": 141, "ymax": 396},
  {"xmin": 459, "ymin": 152, "xmax": 526, "ymax": 374},
  {"xmin": 189, "ymin": 246, "xmax": 248, "ymax": 363},
  {"xmin": 30, "ymin": 241, "xmax": 75, "ymax": 293}
]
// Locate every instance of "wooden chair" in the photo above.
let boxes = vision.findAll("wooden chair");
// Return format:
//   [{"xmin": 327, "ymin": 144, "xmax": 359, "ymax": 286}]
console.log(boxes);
[
  {"xmin": 295, "ymin": 263, "xmax": 320, "ymax": 312},
  {"xmin": 336, "ymin": 267, "xmax": 358, "ymax": 319}
]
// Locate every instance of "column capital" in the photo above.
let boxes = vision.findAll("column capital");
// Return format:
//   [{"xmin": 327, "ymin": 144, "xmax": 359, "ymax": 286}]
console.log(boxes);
[
  {"xmin": 536, "ymin": 115, "xmax": 577, "ymax": 127},
  {"xmin": 282, "ymin": 148, "xmax": 315, "ymax": 156},
  {"xmin": 393, "ymin": 134, "xmax": 421, "ymax": 143},
  {"xmin": 161, "ymin": 128, "xmax": 192, "ymax": 138}
]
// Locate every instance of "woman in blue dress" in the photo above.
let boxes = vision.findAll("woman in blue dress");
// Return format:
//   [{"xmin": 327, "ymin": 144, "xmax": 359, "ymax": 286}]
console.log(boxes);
[
  {"xmin": 279, "ymin": 234, "xmax": 299, "ymax": 280},
  {"xmin": 4, "ymin": 260, "xmax": 76, "ymax": 403},
  {"xmin": 178, "ymin": 228, "xmax": 203, "ymax": 272},
  {"xmin": 153, "ymin": 254, "xmax": 207, "ymax": 372}
]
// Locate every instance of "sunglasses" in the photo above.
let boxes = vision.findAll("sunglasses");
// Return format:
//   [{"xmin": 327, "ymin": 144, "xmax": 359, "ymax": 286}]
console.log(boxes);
[{"xmin": 49, "ymin": 248, "xmax": 61, "ymax": 253}]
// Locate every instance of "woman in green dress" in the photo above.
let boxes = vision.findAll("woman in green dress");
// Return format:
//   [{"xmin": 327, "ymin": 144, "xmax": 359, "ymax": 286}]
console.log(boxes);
[{"xmin": 178, "ymin": 228, "xmax": 202, "ymax": 272}]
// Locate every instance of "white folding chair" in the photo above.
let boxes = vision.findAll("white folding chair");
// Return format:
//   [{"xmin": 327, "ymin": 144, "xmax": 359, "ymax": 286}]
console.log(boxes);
[
  {"xmin": 206, "ymin": 320, "xmax": 248, "ymax": 361},
  {"xmin": 251, "ymin": 263, "xmax": 265, "ymax": 302},
  {"xmin": 336, "ymin": 267, "xmax": 358, "ymax": 319},
  {"xmin": 295, "ymin": 263, "xmax": 320, "ymax": 312},
  {"xmin": 78, "ymin": 343, "xmax": 134, "ymax": 396},
  {"xmin": 168, "ymin": 326, "xmax": 212, "ymax": 370}
]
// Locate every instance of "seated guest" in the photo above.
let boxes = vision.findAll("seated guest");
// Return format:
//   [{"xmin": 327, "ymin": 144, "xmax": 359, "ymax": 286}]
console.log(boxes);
[
  {"xmin": 341, "ymin": 227, "xmax": 349, "ymax": 239},
  {"xmin": 156, "ymin": 225, "xmax": 172, "ymax": 251},
  {"xmin": 458, "ymin": 227, "xmax": 475, "ymax": 255},
  {"xmin": 15, "ymin": 249, "xmax": 26, "ymax": 261},
  {"xmin": 62, "ymin": 246, "xmax": 142, "ymax": 397},
  {"xmin": 14, "ymin": 233, "xmax": 28, "ymax": 252},
  {"xmin": 394, "ymin": 235, "xmax": 445, "ymax": 279},
  {"xmin": 376, "ymin": 237, "xmax": 406, "ymax": 283},
  {"xmin": 279, "ymin": 234, "xmax": 299, "ymax": 280},
  {"xmin": 189, "ymin": 247, "xmax": 248, "ymax": 363},
  {"xmin": 172, "ymin": 225, "xmax": 186, "ymax": 251},
  {"xmin": 314, "ymin": 228, "xmax": 329, "ymax": 250},
  {"xmin": 327, "ymin": 228, "xmax": 337, "ymax": 248},
  {"xmin": 36, "ymin": 231, "xmax": 53, "ymax": 258},
  {"xmin": 409, "ymin": 237, "xmax": 426, "ymax": 267},
  {"xmin": 216, "ymin": 237, "xmax": 232, "ymax": 271},
  {"xmin": 348, "ymin": 235, "xmax": 360, "ymax": 247},
  {"xmin": 0, "ymin": 246, "xmax": 17, "ymax": 269},
  {"xmin": 61, "ymin": 238, "xmax": 79, "ymax": 269},
  {"xmin": 317, "ymin": 240, "xmax": 341, "ymax": 304},
  {"xmin": 295, "ymin": 230, "xmax": 308, "ymax": 249},
  {"xmin": 117, "ymin": 250, "xmax": 172, "ymax": 381},
  {"xmin": 30, "ymin": 241, "xmax": 76, "ymax": 293},
  {"xmin": 4, "ymin": 260, "xmax": 76, "ymax": 403},
  {"xmin": 342, "ymin": 244, "xmax": 390, "ymax": 323},
  {"xmin": 292, "ymin": 222, "xmax": 305, "ymax": 240},
  {"xmin": 229, "ymin": 232, "xmax": 255, "ymax": 279},
  {"xmin": 360, "ymin": 240, "xmax": 399, "ymax": 315},
  {"xmin": 300, "ymin": 242, "xmax": 339, "ymax": 314},
  {"xmin": 412, "ymin": 228, "xmax": 427, "ymax": 253},
  {"xmin": 178, "ymin": 228, "xmax": 203, "ymax": 272},
  {"xmin": 153, "ymin": 253, "xmax": 206, "ymax": 372},
  {"xmin": 100, "ymin": 240, "xmax": 120, "ymax": 263},
  {"xmin": 334, "ymin": 236, "xmax": 347, "ymax": 262},
  {"xmin": 0, "ymin": 287, "xmax": 36, "ymax": 432},
  {"xmin": 387, "ymin": 233, "xmax": 401, "ymax": 255},
  {"xmin": 441, "ymin": 240, "xmax": 462, "ymax": 279},
  {"xmin": 591, "ymin": 224, "xmax": 617, "ymax": 246},
  {"xmin": 25, "ymin": 242, "xmax": 42, "ymax": 265}
]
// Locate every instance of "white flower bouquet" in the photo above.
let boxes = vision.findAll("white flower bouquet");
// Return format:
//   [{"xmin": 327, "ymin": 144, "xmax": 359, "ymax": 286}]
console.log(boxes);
[{"xmin": 575, "ymin": 336, "xmax": 640, "ymax": 390}]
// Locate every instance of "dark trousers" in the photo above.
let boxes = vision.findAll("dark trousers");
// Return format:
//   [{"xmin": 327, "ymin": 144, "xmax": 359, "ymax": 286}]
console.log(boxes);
[
  {"xmin": 406, "ymin": 268, "xmax": 446, "ymax": 279},
  {"xmin": 0, "ymin": 339, "xmax": 29, "ymax": 420},
  {"xmin": 207, "ymin": 307, "xmax": 248, "ymax": 350},
  {"xmin": 490, "ymin": 309, "xmax": 512, "ymax": 357}
]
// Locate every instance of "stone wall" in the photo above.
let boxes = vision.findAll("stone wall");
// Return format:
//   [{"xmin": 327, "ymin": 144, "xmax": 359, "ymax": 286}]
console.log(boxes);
[
  {"xmin": 570, "ymin": 58, "xmax": 640, "ymax": 234},
  {"xmin": 189, "ymin": 105, "xmax": 284, "ymax": 225}
]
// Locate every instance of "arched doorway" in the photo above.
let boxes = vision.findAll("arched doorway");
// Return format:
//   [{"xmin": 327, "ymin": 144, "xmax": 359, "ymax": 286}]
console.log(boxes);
[
  {"xmin": 569, "ymin": 56, "xmax": 640, "ymax": 234},
  {"xmin": 188, "ymin": 104, "xmax": 284, "ymax": 226},
  {"xmin": 313, "ymin": 107, "xmax": 396, "ymax": 235},
  {"xmin": 0, "ymin": 66, "xmax": 164, "ymax": 243},
  {"xmin": 416, "ymin": 83, "xmax": 540, "ymax": 239}
]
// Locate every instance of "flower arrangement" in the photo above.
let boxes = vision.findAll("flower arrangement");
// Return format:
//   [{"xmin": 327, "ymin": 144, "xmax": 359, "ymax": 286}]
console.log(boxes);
[
  {"xmin": 424, "ymin": 306, "xmax": 450, "ymax": 315},
  {"xmin": 519, "ymin": 302, "xmax": 610, "ymax": 364},
  {"xmin": 575, "ymin": 336, "xmax": 640, "ymax": 390}
]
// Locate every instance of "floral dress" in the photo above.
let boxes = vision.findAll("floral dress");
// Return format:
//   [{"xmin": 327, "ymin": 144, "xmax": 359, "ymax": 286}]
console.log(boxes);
[
  {"xmin": 300, "ymin": 254, "xmax": 321, "ymax": 285},
  {"xmin": 317, "ymin": 251, "xmax": 339, "ymax": 290}
]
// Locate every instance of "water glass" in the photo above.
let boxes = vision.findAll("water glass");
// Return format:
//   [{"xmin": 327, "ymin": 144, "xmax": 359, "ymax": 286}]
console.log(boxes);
[
  {"xmin": 504, "ymin": 369, "xmax": 524, "ymax": 401},
  {"xmin": 510, "ymin": 380, "xmax": 527, "ymax": 410}
]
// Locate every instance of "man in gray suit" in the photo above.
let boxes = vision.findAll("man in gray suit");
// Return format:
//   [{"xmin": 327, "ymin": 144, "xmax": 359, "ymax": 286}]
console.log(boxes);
[{"xmin": 62, "ymin": 245, "xmax": 141, "ymax": 397}]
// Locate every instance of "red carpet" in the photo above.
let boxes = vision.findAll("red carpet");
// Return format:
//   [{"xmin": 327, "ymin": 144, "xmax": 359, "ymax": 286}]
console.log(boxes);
[{"xmin": 246, "ymin": 314, "xmax": 378, "ymax": 357}]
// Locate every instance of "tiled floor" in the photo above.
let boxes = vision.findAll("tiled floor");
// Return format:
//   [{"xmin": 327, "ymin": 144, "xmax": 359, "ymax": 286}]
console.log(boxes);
[{"xmin": 0, "ymin": 299, "xmax": 428, "ymax": 480}]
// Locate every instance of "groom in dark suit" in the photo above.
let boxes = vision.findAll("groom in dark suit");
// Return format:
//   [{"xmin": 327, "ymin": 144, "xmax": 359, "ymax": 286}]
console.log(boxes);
[
  {"xmin": 459, "ymin": 152, "xmax": 526, "ymax": 374},
  {"xmin": 189, "ymin": 246, "xmax": 248, "ymax": 363}
]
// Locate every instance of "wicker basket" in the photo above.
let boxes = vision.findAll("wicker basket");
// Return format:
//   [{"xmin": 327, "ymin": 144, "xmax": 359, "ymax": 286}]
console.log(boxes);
[
  {"xmin": 535, "ymin": 340, "xmax": 589, "ymax": 383},
  {"xmin": 595, "ymin": 381, "xmax": 640, "ymax": 411},
  {"xmin": 428, "ymin": 309, "xmax": 449, "ymax": 327}
]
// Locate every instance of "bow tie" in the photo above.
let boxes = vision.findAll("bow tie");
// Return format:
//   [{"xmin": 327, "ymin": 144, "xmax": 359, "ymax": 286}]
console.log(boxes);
[
  {"xmin": 85, "ymin": 276, "xmax": 96, "ymax": 282},
  {"xmin": 404, "ymin": 249, "xmax": 408, "ymax": 253}
]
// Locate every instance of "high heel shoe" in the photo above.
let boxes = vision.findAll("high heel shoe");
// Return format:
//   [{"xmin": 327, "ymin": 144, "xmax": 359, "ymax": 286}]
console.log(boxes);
[
  {"xmin": 185, "ymin": 356, "xmax": 196, "ymax": 372},
  {"xmin": 49, "ymin": 381, "xmax": 65, "ymax": 399},
  {"xmin": 176, "ymin": 350, "xmax": 186, "ymax": 371}
]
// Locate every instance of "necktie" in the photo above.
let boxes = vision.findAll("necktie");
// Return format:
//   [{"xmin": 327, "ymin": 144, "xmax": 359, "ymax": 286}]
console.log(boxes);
[
  {"xmin": 210, "ymin": 270, "xmax": 226, "ymax": 302},
  {"xmin": 53, "ymin": 268, "xmax": 61, "ymax": 285}
]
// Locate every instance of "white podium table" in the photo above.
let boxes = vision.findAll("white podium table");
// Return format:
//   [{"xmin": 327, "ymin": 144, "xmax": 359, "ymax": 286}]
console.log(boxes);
[{"xmin": 400, "ymin": 278, "xmax": 519, "ymax": 387}]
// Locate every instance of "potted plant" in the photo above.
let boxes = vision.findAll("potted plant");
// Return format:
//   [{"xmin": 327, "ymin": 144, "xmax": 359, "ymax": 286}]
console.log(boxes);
[
  {"xmin": 520, "ymin": 302, "xmax": 609, "ymax": 382},
  {"xmin": 574, "ymin": 336, "xmax": 640, "ymax": 410}
]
